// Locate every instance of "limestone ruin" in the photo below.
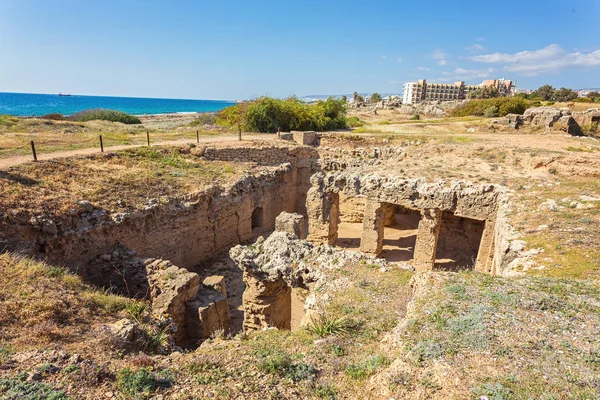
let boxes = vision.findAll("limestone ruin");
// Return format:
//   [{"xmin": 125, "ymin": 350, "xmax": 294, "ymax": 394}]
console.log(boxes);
[{"xmin": 0, "ymin": 137, "xmax": 523, "ymax": 346}]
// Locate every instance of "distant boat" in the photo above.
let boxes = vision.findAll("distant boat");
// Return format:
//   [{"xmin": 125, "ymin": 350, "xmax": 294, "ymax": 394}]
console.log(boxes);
[{"xmin": 58, "ymin": 93, "xmax": 72, "ymax": 97}]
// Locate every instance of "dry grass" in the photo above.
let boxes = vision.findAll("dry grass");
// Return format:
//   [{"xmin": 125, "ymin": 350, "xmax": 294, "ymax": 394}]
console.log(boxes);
[
  {"xmin": 0, "ymin": 117, "xmax": 224, "ymax": 158},
  {"xmin": 0, "ymin": 252, "xmax": 128, "ymax": 346},
  {"xmin": 387, "ymin": 272, "xmax": 600, "ymax": 399},
  {"xmin": 0, "ymin": 145, "xmax": 247, "ymax": 215}
]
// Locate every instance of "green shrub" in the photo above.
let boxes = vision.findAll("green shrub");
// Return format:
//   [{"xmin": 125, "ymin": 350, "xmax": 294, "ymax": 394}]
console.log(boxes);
[
  {"xmin": 451, "ymin": 98, "xmax": 529, "ymax": 117},
  {"xmin": 69, "ymin": 109, "xmax": 141, "ymax": 124},
  {"xmin": 0, "ymin": 114, "xmax": 19, "ymax": 127},
  {"xmin": 306, "ymin": 314, "xmax": 355, "ymax": 337},
  {"xmin": 258, "ymin": 350, "xmax": 317, "ymax": 381},
  {"xmin": 217, "ymin": 96, "xmax": 348, "ymax": 133},
  {"xmin": 189, "ymin": 113, "xmax": 217, "ymax": 126},
  {"xmin": 40, "ymin": 113, "xmax": 67, "ymax": 121},
  {"xmin": 314, "ymin": 383, "xmax": 338, "ymax": 399},
  {"xmin": 484, "ymin": 106, "xmax": 499, "ymax": 118},
  {"xmin": 346, "ymin": 116, "xmax": 365, "ymax": 127},
  {"xmin": 0, "ymin": 375, "xmax": 70, "ymax": 399},
  {"xmin": 410, "ymin": 114, "xmax": 420, "ymax": 120},
  {"xmin": 344, "ymin": 354, "xmax": 390, "ymax": 379},
  {"xmin": 116, "ymin": 367, "xmax": 155, "ymax": 396}
]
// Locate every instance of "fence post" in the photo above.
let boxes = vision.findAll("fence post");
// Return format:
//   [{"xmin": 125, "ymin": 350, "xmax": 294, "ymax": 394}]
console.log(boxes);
[
  {"xmin": 196, "ymin": 129, "xmax": 199, "ymax": 144},
  {"xmin": 99, "ymin": 135, "xmax": 104, "ymax": 152},
  {"xmin": 30, "ymin": 141, "xmax": 37, "ymax": 161},
  {"xmin": 147, "ymin": 131, "xmax": 150, "ymax": 147}
]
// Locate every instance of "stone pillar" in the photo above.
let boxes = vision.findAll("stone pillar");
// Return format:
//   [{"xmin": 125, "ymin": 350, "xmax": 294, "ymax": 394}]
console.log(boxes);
[
  {"xmin": 360, "ymin": 201, "xmax": 385, "ymax": 256},
  {"xmin": 242, "ymin": 270, "xmax": 291, "ymax": 332},
  {"xmin": 474, "ymin": 220, "xmax": 495, "ymax": 274},
  {"xmin": 306, "ymin": 187, "xmax": 339, "ymax": 245},
  {"xmin": 413, "ymin": 209, "xmax": 442, "ymax": 272}
]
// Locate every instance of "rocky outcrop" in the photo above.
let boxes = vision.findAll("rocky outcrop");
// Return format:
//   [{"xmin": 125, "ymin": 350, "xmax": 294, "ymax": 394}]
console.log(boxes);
[
  {"xmin": 230, "ymin": 231, "xmax": 397, "ymax": 331},
  {"xmin": 519, "ymin": 106, "xmax": 599, "ymax": 136},
  {"xmin": 275, "ymin": 212, "xmax": 307, "ymax": 240}
]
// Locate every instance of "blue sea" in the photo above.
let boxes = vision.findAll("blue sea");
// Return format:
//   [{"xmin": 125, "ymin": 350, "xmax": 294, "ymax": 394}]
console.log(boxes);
[{"xmin": 0, "ymin": 92, "xmax": 236, "ymax": 117}]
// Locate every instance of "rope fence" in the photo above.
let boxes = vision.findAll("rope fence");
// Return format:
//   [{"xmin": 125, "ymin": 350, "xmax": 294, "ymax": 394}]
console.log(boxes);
[{"xmin": 20, "ymin": 129, "xmax": 205, "ymax": 162}]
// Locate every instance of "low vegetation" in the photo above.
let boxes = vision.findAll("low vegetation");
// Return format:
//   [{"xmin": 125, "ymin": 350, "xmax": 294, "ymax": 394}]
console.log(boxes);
[
  {"xmin": 216, "ymin": 96, "xmax": 349, "ymax": 133},
  {"xmin": 68, "ymin": 108, "xmax": 142, "ymax": 124},
  {"xmin": 0, "ymin": 146, "xmax": 245, "ymax": 214},
  {"xmin": 451, "ymin": 97, "xmax": 529, "ymax": 117},
  {"xmin": 0, "ymin": 252, "xmax": 128, "ymax": 346}
]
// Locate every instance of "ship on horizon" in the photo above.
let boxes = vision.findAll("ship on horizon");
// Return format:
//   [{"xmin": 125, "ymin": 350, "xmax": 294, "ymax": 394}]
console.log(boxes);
[{"xmin": 58, "ymin": 93, "xmax": 72, "ymax": 97}]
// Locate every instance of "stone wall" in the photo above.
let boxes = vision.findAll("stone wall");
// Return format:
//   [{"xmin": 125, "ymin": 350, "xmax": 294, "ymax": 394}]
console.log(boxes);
[
  {"xmin": 305, "ymin": 171, "xmax": 512, "ymax": 274},
  {"xmin": 3, "ymin": 145, "xmax": 320, "ymax": 275}
]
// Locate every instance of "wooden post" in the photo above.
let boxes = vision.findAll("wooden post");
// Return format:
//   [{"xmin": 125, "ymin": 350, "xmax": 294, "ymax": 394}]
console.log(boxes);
[
  {"xmin": 99, "ymin": 135, "xmax": 104, "ymax": 152},
  {"xmin": 238, "ymin": 124, "xmax": 242, "ymax": 141},
  {"xmin": 277, "ymin": 127, "xmax": 281, "ymax": 139},
  {"xmin": 30, "ymin": 140, "xmax": 37, "ymax": 161},
  {"xmin": 146, "ymin": 131, "xmax": 150, "ymax": 146},
  {"xmin": 196, "ymin": 129, "xmax": 199, "ymax": 144}
]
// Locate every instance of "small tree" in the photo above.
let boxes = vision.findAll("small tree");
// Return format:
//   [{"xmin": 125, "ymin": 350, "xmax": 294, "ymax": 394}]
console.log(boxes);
[
  {"xmin": 370, "ymin": 93, "xmax": 382, "ymax": 103},
  {"xmin": 588, "ymin": 91, "xmax": 600, "ymax": 100},
  {"xmin": 536, "ymin": 84, "xmax": 555, "ymax": 101},
  {"xmin": 467, "ymin": 86, "xmax": 500, "ymax": 99},
  {"xmin": 216, "ymin": 102, "xmax": 249, "ymax": 140},
  {"xmin": 341, "ymin": 95, "xmax": 347, "ymax": 102},
  {"xmin": 352, "ymin": 92, "xmax": 359, "ymax": 102},
  {"xmin": 554, "ymin": 87, "xmax": 578, "ymax": 102}
]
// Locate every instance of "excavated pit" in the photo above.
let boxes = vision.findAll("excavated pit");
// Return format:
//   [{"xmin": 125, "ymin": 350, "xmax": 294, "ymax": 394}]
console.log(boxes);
[{"xmin": 1, "ymin": 141, "xmax": 520, "ymax": 345}]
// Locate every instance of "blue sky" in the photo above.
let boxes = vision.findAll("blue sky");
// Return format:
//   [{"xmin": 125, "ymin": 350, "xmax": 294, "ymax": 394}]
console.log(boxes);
[{"xmin": 1, "ymin": 0, "xmax": 599, "ymax": 99}]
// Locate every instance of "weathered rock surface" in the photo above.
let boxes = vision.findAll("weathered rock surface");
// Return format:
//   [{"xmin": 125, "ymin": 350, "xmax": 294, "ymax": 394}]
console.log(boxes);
[
  {"xmin": 230, "ymin": 231, "xmax": 399, "ymax": 331},
  {"xmin": 275, "ymin": 212, "xmax": 307, "ymax": 239}
]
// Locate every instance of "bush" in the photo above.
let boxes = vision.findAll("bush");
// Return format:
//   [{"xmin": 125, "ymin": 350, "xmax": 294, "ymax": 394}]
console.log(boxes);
[
  {"xmin": 0, "ymin": 114, "xmax": 19, "ymax": 127},
  {"xmin": 484, "ymin": 106, "xmax": 499, "ymax": 118},
  {"xmin": 451, "ymin": 98, "xmax": 529, "ymax": 117},
  {"xmin": 0, "ymin": 374, "xmax": 70, "ymax": 399},
  {"xmin": 217, "ymin": 96, "xmax": 348, "ymax": 133},
  {"xmin": 346, "ymin": 116, "xmax": 365, "ymax": 127},
  {"xmin": 410, "ymin": 114, "xmax": 420, "ymax": 120},
  {"xmin": 40, "ymin": 113, "xmax": 66, "ymax": 121},
  {"xmin": 68, "ymin": 109, "xmax": 141, "ymax": 124},
  {"xmin": 189, "ymin": 113, "xmax": 217, "ymax": 126},
  {"xmin": 115, "ymin": 367, "xmax": 175, "ymax": 396}
]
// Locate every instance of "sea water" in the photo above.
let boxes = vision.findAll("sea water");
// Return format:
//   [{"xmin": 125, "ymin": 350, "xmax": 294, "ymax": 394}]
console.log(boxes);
[{"xmin": 0, "ymin": 92, "xmax": 236, "ymax": 116}]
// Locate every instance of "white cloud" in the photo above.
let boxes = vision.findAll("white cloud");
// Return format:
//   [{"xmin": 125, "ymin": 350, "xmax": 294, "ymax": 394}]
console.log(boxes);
[
  {"xmin": 477, "ymin": 37, "xmax": 485, "ymax": 42},
  {"xmin": 467, "ymin": 43, "xmax": 486, "ymax": 53},
  {"xmin": 470, "ymin": 44, "xmax": 600, "ymax": 76},
  {"xmin": 417, "ymin": 66, "xmax": 430, "ymax": 71},
  {"xmin": 381, "ymin": 55, "xmax": 387, "ymax": 60},
  {"xmin": 432, "ymin": 49, "xmax": 447, "ymax": 66},
  {"xmin": 441, "ymin": 67, "xmax": 497, "ymax": 81},
  {"xmin": 397, "ymin": 57, "xmax": 403, "ymax": 63}
]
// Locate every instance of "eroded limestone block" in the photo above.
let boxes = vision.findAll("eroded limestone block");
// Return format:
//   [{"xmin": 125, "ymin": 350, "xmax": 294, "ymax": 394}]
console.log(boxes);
[
  {"xmin": 242, "ymin": 270, "xmax": 291, "ymax": 331},
  {"xmin": 413, "ymin": 209, "xmax": 442, "ymax": 272},
  {"xmin": 360, "ymin": 201, "xmax": 385, "ymax": 256},
  {"xmin": 275, "ymin": 212, "xmax": 307, "ymax": 239},
  {"xmin": 186, "ymin": 279, "xmax": 229, "ymax": 342}
]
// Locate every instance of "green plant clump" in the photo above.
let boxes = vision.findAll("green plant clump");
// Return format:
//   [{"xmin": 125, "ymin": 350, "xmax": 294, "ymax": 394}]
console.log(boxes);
[
  {"xmin": 116, "ymin": 367, "xmax": 155, "ymax": 396},
  {"xmin": 452, "ymin": 97, "xmax": 529, "ymax": 117},
  {"xmin": 68, "ymin": 109, "xmax": 141, "ymax": 124},
  {"xmin": 216, "ymin": 96, "xmax": 348, "ymax": 133},
  {"xmin": 0, "ymin": 374, "xmax": 70, "ymax": 400},
  {"xmin": 40, "ymin": 113, "xmax": 67, "ymax": 121}
]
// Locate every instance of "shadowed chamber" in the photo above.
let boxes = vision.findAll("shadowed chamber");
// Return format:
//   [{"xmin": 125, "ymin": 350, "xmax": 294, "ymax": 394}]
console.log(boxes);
[
  {"xmin": 435, "ymin": 211, "xmax": 485, "ymax": 271},
  {"xmin": 380, "ymin": 204, "xmax": 421, "ymax": 263}
]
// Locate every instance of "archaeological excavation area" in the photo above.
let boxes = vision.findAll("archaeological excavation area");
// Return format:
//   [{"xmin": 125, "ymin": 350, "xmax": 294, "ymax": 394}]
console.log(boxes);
[{"xmin": 0, "ymin": 136, "xmax": 517, "ymax": 349}]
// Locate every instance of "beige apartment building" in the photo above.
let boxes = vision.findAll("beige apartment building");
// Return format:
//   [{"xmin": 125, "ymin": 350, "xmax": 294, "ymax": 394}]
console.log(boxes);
[{"xmin": 403, "ymin": 78, "xmax": 514, "ymax": 104}]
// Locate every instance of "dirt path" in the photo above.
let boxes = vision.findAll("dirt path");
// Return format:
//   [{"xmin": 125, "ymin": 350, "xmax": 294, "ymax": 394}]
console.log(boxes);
[{"xmin": 0, "ymin": 134, "xmax": 274, "ymax": 169}]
